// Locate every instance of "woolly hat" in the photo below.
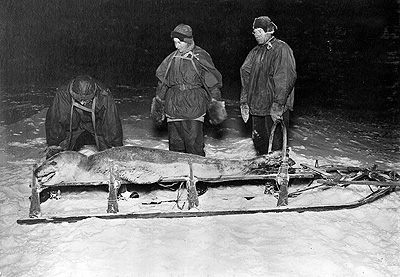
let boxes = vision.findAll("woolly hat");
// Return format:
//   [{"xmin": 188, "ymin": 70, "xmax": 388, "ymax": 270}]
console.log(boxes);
[
  {"xmin": 252, "ymin": 16, "xmax": 278, "ymax": 32},
  {"xmin": 171, "ymin": 24, "xmax": 193, "ymax": 43},
  {"xmin": 69, "ymin": 75, "xmax": 96, "ymax": 101}
]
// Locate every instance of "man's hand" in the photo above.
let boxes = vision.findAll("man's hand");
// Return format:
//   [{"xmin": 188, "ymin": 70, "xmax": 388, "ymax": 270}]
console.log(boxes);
[
  {"xmin": 240, "ymin": 103, "xmax": 250, "ymax": 123},
  {"xmin": 45, "ymin": 145, "xmax": 64, "ymax": 159},
  {"xmin": 270, "ymin": 102, "xmax": 284, "ymax": 122}
]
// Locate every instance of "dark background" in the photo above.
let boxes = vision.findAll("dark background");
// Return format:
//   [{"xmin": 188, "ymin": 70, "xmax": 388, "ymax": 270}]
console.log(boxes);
[{"xmin": 1, "ymin": 0, "xmax": 399, "ymax": 123}]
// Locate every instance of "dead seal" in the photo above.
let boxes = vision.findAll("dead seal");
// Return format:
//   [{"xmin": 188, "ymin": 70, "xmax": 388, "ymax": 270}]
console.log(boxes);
[{"xmin": 35, "ymin": 145, "xmax": 283, "ymax": 188}]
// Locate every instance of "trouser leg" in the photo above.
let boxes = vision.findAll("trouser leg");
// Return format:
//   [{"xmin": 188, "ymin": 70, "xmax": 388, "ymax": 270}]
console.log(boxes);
[
  {"xmin": 252, "ymin": 116, "xmax": 269, "ymax": 155},
  {"xmin": 168, "ymin": 120, "xmax": 205, "ymax": 156},
  {"xmin": 182, "ymin": 120, "xmax": 205, "ymax": 157},
  {"xmin": 71, "ymin": 129, "xmax": 105, "ymax": 151},
  {"xmin": 63, "ymin": 129, "xmax": 86, "ymax": 151},
  {"xmin": 252, "ymin": 111, "xmax": 290, "ymax": 155},
  {"xmin": 67, "ymin": 128, "xmax": 108, "ymax": 151},
  {"xmin": 96, "ymin": 135, "xmax": 108, "ymax": 151},
  {"xmin": 168, "ymin": 122, "xmax": 186, "ymax": 153}
]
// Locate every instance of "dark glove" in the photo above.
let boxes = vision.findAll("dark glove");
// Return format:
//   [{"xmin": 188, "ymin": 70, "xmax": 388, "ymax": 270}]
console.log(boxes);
[
  {"xmin": 45, "ymin": 145, "xmax": 63, "ymax": 159},
  {"xmin": 150, "ymin": 95, "xmax": 165, "ymax": 126},
  {"xmin": 207, "ymin": 99, "xmax": 227, "ymax": 125},
  {"xmin": 270, "ymin": 102, "xmax": 284, "ymax": 122}
]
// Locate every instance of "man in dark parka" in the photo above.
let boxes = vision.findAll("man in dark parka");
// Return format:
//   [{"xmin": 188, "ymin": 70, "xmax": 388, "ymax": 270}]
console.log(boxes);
[
  {"xmin": 240, "ymin": 16, "xmax": 297, "ymax": 155},
  {"xmin": 153, "ymin": 24, "xmax": 225, "ymax": 157},
  {"xmin": 45, "ymin": 75, "xmax": 123, "ymax": 158}
]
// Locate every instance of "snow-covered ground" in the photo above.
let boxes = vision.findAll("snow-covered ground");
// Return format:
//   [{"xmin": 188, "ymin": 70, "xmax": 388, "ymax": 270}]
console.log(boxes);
[{"xmin": 0, "ymin": 91, "xmax": 399, "ymax": 277}]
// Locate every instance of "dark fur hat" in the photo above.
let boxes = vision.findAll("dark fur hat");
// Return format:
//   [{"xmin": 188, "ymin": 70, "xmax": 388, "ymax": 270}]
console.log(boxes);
[
  {"xmin": 171, "ymin": 24, "xmax": 194, "ymax": 43},
  {"xmin": 70, "ymin": 75, "xmax": 96, "ymax": 101},
  {"xmin": 253, "ymin": 16, "xmax": 278, "ymax": 32}
]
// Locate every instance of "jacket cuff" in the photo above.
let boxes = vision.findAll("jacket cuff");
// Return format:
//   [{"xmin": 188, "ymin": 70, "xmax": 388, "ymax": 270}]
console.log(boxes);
[{"xmin": 210, "ymin": 88, "xmax": 222, "ymax": 100}]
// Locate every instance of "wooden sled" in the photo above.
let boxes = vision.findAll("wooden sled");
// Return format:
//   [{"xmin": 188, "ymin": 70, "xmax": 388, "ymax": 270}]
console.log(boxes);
[
  {"xmin": 18, "ymin": 160, "xmax": 399, "ymax": 225},
  {"xmin": 17, "ymin": 122, "xmax": 399, "ymax": 225}
]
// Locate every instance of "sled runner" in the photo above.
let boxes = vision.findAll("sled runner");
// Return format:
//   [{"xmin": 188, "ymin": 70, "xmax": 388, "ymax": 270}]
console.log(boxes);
[{"xmin": 17, "ymin": 180, "xmax": 397, "ymax": 225}]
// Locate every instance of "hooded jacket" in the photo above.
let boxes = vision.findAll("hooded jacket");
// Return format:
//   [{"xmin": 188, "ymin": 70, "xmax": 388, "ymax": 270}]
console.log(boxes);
[
  {"xmin": 240, "ymin": 37, "xmax": 296, "ymax": 115},
  {"xmin": 155, "ymin": 45, "xmax": 222, "ymax": 120},
  {"xmin": 45, "ymin": 79, "xmax": 123, "ymax": 150}
]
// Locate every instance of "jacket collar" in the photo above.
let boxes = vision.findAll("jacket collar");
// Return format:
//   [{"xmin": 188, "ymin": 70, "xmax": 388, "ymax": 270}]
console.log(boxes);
[{"xmin": 262, "ymin": 36, "xmax": 276, "ymax": 50}]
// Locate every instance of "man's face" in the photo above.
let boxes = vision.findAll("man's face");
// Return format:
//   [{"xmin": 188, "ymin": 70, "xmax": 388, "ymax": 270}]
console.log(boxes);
[
  {"xmin": 78, "ymin": 98, "xmax": 93, "ymax": 107},
  {"xmin": 252, "ymin": 28, "xmax": 271, "ymax": 44},
  {"xmin": 173, "ymin": 38, "xmax": 188, "ymax": 52}
]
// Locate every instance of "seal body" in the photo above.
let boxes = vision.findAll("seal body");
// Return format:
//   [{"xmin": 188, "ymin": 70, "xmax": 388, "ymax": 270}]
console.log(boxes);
[{"xmin": 35, "ymin": 146, "xmax": 282, "ymax": 188}]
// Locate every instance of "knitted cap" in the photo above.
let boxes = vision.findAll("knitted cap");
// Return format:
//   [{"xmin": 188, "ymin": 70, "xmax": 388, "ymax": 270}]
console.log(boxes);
[
  {"xmin": 69, "ymin": 75, "xmax": 96, "ymax": 101},
  {"xmin": 252, "ymin": 16, "xmax": 278, "ymax": 32},
  {"xmin": 171, "ymin": 24, "xmax": 193, "ymax": 43}
]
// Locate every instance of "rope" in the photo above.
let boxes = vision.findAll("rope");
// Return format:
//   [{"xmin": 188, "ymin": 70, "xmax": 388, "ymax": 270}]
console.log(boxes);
[
  {"xmin": 267, "ymin": 119, "xmax": 287, "ymax": 158},
  {"xmin": 69, "ymin": 97, "xmax": 100, "ymax": 150},
  {"xmin": 175, "ymin": 182, "xmax": 187, "ymax": 210}
]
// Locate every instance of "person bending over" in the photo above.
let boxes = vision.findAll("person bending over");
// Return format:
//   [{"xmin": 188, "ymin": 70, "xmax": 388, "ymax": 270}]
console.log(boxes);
[{"xmin": 45, "ymin": 75, "xmax": 123, "ymax": 158}]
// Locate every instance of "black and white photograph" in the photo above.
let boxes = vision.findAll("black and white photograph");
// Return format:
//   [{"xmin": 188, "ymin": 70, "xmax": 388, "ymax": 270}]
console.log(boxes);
[{"xmin": 1, "ymin": 0, "xmax": 399, "ymax": 276}]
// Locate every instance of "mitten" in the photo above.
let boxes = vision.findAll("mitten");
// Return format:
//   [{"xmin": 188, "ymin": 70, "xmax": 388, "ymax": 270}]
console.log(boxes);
[
  {"xmin": 150, "ymin": 96, "xmax": 165, "ymax": 126},
  {"xmin": 207, "ymin": 99, "xmax": 227, "ymax": 125},
  {"xmin": 270, "ymin": 102, "xmax": 284, "ymax": 122}
]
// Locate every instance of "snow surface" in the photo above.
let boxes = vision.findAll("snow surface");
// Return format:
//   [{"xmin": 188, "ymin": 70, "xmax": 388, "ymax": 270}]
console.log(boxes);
[{"xmin": 0, "ymin": 95, "xmax": 399, "ymax": 277}]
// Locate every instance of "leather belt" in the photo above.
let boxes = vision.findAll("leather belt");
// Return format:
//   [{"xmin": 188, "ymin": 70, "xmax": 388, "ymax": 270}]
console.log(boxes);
[{"xmin": 172, "ymin": 84, "xmax": 201, "ymax": 91}]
